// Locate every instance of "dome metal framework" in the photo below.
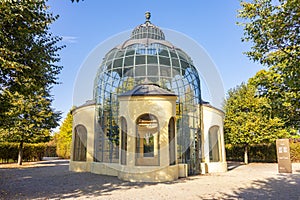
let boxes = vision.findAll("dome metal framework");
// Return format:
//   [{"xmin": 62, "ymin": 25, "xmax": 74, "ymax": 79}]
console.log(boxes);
[{"xmin": 93, "ymin": 13, "xmax": 202, "ymax": 174}]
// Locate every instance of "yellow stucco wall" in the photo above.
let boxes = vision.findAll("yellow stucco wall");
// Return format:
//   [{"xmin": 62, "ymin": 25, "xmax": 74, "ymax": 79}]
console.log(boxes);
[
  {"xmin": 70, "ymin": 99, "xmax": 227, "ymax": 181},
  {"xmin": 118, "ymin": 95, "xmax": 179, "ymax": 182}
]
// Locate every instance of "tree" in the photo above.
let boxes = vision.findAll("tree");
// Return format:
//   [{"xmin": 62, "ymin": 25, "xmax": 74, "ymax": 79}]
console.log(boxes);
[
  {"xmin": 55, "ymin": 111, "xmax": 73, "ymax": 158},
  {"xmin": 238, "ymin": 0, "xmax": 300, "ymax": 129},
  {"xmin": 249, "ymin": 69, "xmax": 298, "ymax": 135},
  {"xmin": 0, "ymin": 1, "xmax": 63, "ymax": 165},
  {"xmin": 224, "ymin": 82, "xmax": 288, "ymax": 164}
]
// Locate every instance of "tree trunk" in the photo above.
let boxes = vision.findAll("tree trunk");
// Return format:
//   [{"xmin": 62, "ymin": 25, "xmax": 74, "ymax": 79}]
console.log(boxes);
[
  {"xmin": 18, "ymin": 141, "xmax": 23, "ymax": 165},
  {"xmin": 244, "ymin": 144, "xmax": 248, "ymax": 165}
]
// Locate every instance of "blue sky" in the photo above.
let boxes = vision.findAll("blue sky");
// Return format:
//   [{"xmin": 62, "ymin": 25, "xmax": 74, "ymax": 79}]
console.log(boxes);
[{"xmin": 47, "ymin": 1, "xmax": 263, "ymax": 123}]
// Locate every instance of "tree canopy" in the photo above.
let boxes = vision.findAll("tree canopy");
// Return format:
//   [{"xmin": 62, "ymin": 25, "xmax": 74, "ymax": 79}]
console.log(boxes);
[
  {"xmin": 54, "ymin": 111, "xmax": 73, "ymax": 159},
  {"xmin": 224, "ymin": 82, "xmax": 289, "ymax": 163},
  {"xmin": 0, "ymin": 0, "xmax": 63, "ymax": 164},
  {"xmin": 238, "ymin": 0, "xmax": 300, "ymax": 129}
]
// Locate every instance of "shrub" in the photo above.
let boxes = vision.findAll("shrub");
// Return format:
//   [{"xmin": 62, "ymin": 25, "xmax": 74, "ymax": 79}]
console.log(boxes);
[
  {"xmin": 248, "ymin": 143, "xmax": 276, "ymax": 162},
  {"xmin": 225, "ymin": 144, "xmax": 244, "ymax": 162},
  {"xmin": 0, "ymin": 143, "xmax": 18, "ymax": 163},
  {"xmin": 0, "ymin": 142, "xmax": 56, "ymax": 163},
  {"xmin": 44, "ymin": 141, "xmax": 57, "ymax": 157},
  {"xmin": 290, "ymin": 142, "xmax": 300, "ymax": 162},
  {"xmin": 226, "ymin": 141, "xmax": 300, "ymax": 163}
]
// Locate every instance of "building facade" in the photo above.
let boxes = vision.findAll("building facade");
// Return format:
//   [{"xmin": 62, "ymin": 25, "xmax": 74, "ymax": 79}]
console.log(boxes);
[{"xmin": 70, "ymin": 12, "xmax": 227, "ymax": 182}]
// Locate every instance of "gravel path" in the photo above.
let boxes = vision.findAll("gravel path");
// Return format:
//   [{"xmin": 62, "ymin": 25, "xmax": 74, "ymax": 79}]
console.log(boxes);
[{"xmin": 0, "ymin": 160, "xmax": 299, "ymax": 199}]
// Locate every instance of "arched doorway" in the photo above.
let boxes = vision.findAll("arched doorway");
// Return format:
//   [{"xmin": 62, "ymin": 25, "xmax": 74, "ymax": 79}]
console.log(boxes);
[
  {"xmin": 120, "ymin": 117, "xmax": 127, "ymax": 165},
  {"xmin": 168, "ymin": 117, "xmax": 176, "ymax": 165},
  {"xmin": 73, "ymin": 125, "xmax": 87, "ymax": 161},
  {"xmin": 209, "ymin": 126, "xmax": 220, "ymax": 162},
  {"xmin": 136, "ymin": 114, "xmax": 159, "ymax": 166}
]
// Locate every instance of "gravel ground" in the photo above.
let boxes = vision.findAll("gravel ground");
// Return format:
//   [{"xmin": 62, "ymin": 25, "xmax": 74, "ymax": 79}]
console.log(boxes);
[{"xmin": 0, "ymin": 159, "xmax": 299, "ymax": 200}]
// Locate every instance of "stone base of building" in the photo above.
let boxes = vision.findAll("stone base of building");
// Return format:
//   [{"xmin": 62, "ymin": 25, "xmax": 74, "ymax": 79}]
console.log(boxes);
[
  {"xmin": 70, "ymin": 161, "xmax": 188, "ymax": 182},
  {"xmin": 69, "ymin": 161, "xmax": 91, "ymax": 172},
  {"xmin": 200, "ymin": 162, "xmax": 228, "ymax": 174},
  {"xmin": 118, "ymin": 165, "xmax": 179, "ymax": 182},
  {"xmin": 69, "ymin": 161, "xmax": 227, "ymax": 182}
]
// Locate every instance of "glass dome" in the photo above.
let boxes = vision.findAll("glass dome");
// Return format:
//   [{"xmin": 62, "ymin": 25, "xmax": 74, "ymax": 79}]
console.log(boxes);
[{"xmin": 93, "ymin": 13, "xmax": 201, "ymax": 173}]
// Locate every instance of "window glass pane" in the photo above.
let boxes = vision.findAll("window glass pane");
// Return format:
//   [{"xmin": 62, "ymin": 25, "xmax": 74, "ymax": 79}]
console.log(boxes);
[
  {"xmin": 106, "ymin": 61, "xmax": 113, "ymax": 70},
  {"xmin": 158, "ymin": 49, "xmax": 169, "ymax": 57},
  {"xmin": 124, "ymin": 56, "xmax": 134, "ymax": 66},
  {"xmin": 172, "ymin": 68, "xmax": 180, "ymax": 76},
  {"xmin": 136, "ymin": 46, "xmax": 146, "ymax": 55},
  {"xmin": 107, "ymin": 50, "xmax": 116, "ymax": 60},
  {"xmin": 125, "ymin": 49, "xmax": 135, "ymax": 56},
  {"xmin": 178, "ymin": 51, "xmax": 187, "ymax": 60},
  {"xmin": 135, "ymin": 65, "xmax": 146, "ymax": 76},
  {"xmin": 135, "ymin": 55, "xmax": 146, "ymax": 65},
  {"xmin": 169, "ymin": 51, "xmax": 177, "ymax": 58},
  {"xmin": 180, "ymin": 60, "xmax": 190, "ymax": 69},
  {"xmin": 148, "ymin": 76, "xmax": 159, "ymax": 83},
  {"xmin": 171, "ymin": 58, "xmax": 180, "ymax": 67},
  {"xmin": 123, "ymin": 67, "xmax": 134, "ymax": 77},
  {"xmin": 135, "ymin": 77, "xmax": 146, "ymax": 84},
  {"xmin": 160, "ymin": 66, "xmax": 171, "ymax": 77},
  {"xmin": 113, "ymin": 58, "xmax": 123, "ymax": 68},
  {"xmin": 160, "ymin": 78, "xmax": 172, "ymax": 89},
  {"xmin": 159, "ymin": 56, "xmax": 170, "ymax": 66},
  {"xmin": 147, "ymin": 65, "xmax": 158, "ymax": 76},
  {"xmin": 147, "ymin": 55, "xmax": 158, "ymax": 64},
  {"xmin": 115, "ymin": 51, "xmax": 124, "ymax": 58},
  {"xmin": 147, "ymin": 48, "xmax": 157, "ymax": 55}
]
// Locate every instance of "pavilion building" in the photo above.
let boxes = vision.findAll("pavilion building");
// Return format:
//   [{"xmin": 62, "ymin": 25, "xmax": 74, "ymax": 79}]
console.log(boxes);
[{"xmin": 70, "ymin": 12, "xmax": 227, "ymax": 182}]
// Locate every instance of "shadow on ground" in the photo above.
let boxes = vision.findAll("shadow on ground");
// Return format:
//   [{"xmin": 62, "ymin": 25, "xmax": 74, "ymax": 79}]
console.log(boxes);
[
  {"xmin": 1, "ymin": 160, "xmax": 300, "ymax": 199},
  {"xmin": 227, "ymin": 161, "xmax": 244, "ymax": 171},
  {"xmin": 0, "ymin": 160, "xmax": 190, "ymax": 199},
  {"xmin": 220, "ymin": 173, "xmax": 300, "ymax": 199}
]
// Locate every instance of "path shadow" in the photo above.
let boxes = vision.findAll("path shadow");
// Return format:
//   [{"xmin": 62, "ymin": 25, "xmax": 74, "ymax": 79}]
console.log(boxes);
[
  {"xmin": 0, "ymin": 159, "xmax": 188, "ymax": 199},
  {"xmin": 227, "ymin": 161, "xmax": 244, "ymax": 171},
  {"xmin": 220, "ymin": 173, "xmax": 300, "ymax": 199}
]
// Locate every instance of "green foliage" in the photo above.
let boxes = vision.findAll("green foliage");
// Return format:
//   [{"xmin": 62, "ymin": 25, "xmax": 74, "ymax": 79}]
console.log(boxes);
[
  {"xmin": 226, "ymin": 143, "xmax": 277, "ymax": 162},
  {"xmin": 0, "ymin": 0, "xmax": 63, "ymax": 164},
  {"xmin": 0, "ymin": 142, "xmax": 51, "ymax": 163},
  {"xmin": 224, "ymin": 82, "xmax": 289, "ymax": 145},
  {"xmin": 238, "ymin": 0, "xmax": 300, "ymax": 129},
  {"xmin": 290, "ymin": 142, "xmax": 300, "ymax": 162},
  {"xmin": 23, "ymin": 143, "xmax": 47, "ymax": 161},
  {"xmin": 54, "ymin": 112, "xmax": 73, "ymax": 158},
  {"xmin": 0, "ymin": 142, "xmax": 18, "ymax": 162},
  {"xmin": 226, "ymin": 142, "xmax": 300, "ymax": 163},
  {"xmin": 44, "ymin": 140, "xmax": 57, "ymax": 157}
]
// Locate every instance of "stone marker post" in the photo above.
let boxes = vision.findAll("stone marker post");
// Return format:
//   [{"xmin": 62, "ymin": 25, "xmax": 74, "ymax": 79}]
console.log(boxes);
[{"xmin": 276, "ymin": 139, "xmax": 292, "ymax": 173}]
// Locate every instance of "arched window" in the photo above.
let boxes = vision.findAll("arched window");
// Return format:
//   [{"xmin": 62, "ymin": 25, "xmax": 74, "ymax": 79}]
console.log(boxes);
[
  {"xmin": 136, "ymin": 114, "xmax": 159, "ymax": 166},
  {"xmin": 73, "ymin": 125, "xmax": 87, "ymax": 161},
  {"xmin": 120, "ymin": 117, "xmax": 127, "ymax": 165},
  {"xmin": 168, "ymin": 117, "xmax": 176, "ymax": 165},
  {"xmin": 209, "ymin": 126, "xmax": 220, "ymax": 162}
]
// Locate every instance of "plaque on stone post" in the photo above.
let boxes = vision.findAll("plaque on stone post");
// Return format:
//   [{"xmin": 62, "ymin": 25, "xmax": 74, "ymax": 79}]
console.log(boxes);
[{"xmin": 276, "ymin": 139, "xmax": 292, "ymax": 173}]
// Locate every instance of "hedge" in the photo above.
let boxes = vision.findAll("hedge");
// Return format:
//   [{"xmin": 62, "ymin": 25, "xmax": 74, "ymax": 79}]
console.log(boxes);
[
  {"xmin": 0, "ymin": 142, "xmax": 57, "ymax": 163},
  {"xmin": 226, "ymin": 141, "xmax": 300, "ymax": 163},
  {"xmin": 290, "ymin": 142, "xmax": 300, "ymax": 162}
]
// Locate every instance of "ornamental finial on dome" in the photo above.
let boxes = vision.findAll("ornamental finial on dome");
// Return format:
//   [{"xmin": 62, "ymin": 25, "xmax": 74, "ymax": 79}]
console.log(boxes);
[
  {"xmin": 145, "ymin": 11, "xmax": 151, "ymax": 23},
  {"xmin": 130, "ymin": 12, "xmax": 165, "ymax": 40}
]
